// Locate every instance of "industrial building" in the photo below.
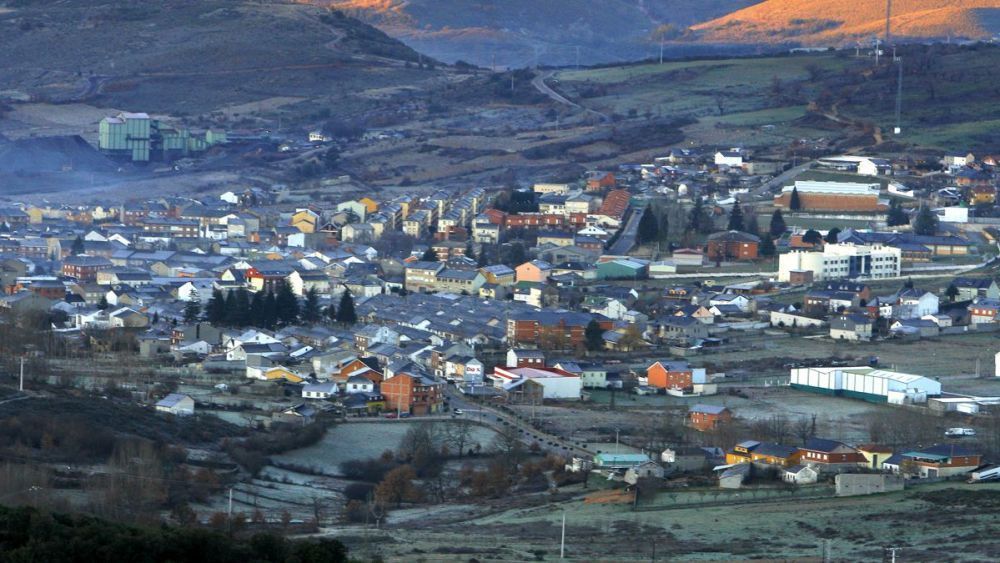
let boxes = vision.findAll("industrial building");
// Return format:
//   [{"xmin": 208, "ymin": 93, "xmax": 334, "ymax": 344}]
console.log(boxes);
[
  {"xmin": 489, "ymin": 365, "xmax": 582, "ymax": 399},
  {"xmin": 774, "ymin": 180, "xmax": 885, "ymax": 212},
  {"xmin": 790, "ymin": 366, "xmax": 941, "ymax": 404},
  {"xmin": 778, "ymin": 243, "xmax": 901, "ymax": 282},
  {"xmin": 98, "ymin": 112, "xmax": 227, "ymax": 162}
]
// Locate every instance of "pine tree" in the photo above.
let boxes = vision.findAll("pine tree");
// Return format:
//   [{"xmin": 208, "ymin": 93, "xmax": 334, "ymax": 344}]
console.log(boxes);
[
  {"xmin": 97, "ymin": 295, "xmax": 109, "ymax": 310},
  {"xmin": 658, "ymin": 212, "xmax": 670, "ymax": 243},
  {"xmin": 421, "ymin": 247, "xmax": 437, "ymax": 262},
  {"xmin": 824, "ymin": 227, "xmax": 841, "ymax": 244},
  {"xmin": 183, "ymin": 296, "xmax": 201, "ymax": 324},
  {"xmin": 945, "ymin": 284, "xmax": 959, "ymax": 302},
  {"xmin": 465, "ymin": 240, "xmax": 476, "ymax": 261},
  {"xmin": 789, "ymin": 187, "xmax": 802, "ymax": 211},
  {"xmin": 336, "ymin": 290, "xmax": 357, "ymax": 325},
  {"xmin": 249, "ymin": 291, "xmax": 265, "ymax": 326},
  {"xmin": 584, "ymin": 319, "xmax": 604, "ymax": 352},
  {"xmin": 769, "ymin": 210, "xmax": 786, "ymax": 238},
  {"xmin": 275, "ymin": 281, "xmax": 299, "ymax": 325},
  {"xmin": 262, "ymin": 290, "xmax": 278, "ymax": 330},
  {"xmin": 206, "ymin": 289, "xmax": 226, "ymax": 325},
  {"xmin": 232, "ymin": 288, "xmax": 251, "ymax": 327},
  {"xmin": 476, "ymin": 247, "xmax": 489, "ymax": 268},
  {"xmin": 912, "ymin": 205, "xmax": 939, "ymax": 236},
  {"xmin": 71, "ymin": 235, "xmax": 85, "ymax": 256},
  {"xmin": 302, "ymin": 287, "xmax": 321, "ymax": 324},
  {"xmin": 759, "ymin": 236, "xmax": 776, "ymax": 256},
  {"xmin": 802, "ymin": 229, "xmax": 823, "ymax": 245},
  {"xmin": 745, "ymin": 212, "xmax": 759, "ymax": 236},
  {"xmin": 326, "ymin": 302, "xmax": 337, "ymax": 323},
  {"xmin": 887, "ymin": 200, "xmax": 910, "ymax": 227},
  {"xmin": 637, "ymin": 206, "xmax": 659, "ymax": 244},
  {"xmin": 506, "ymin": 242, "xmax": 527, "ymax": 267},
  {"xmin": 727, "ymin": 204, "xmax": 744, "ymax": 232},
  {"xmin": 686, "ymin": 197, "xmax": 710, "ymax": 234}
]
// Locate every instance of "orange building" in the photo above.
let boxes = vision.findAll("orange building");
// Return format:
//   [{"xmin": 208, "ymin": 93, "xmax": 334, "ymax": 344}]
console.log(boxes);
[
  {"xmin": 688, "ymin": 404, "xmax": 732, "ymax": 432},
  {"xmin": 726, "ymin": 440, "xmax": 801, "ymax": 468},
  {"xmin": 647, "ymin": 361, "xmax": 699, "ymax": 390},
  {"xmin": 705, "ymin": 231, "xmax": 760, "ymax": 261},
  {"xmin": 381, "ymin": 372, "xmax": 443, "ymax": 416}
]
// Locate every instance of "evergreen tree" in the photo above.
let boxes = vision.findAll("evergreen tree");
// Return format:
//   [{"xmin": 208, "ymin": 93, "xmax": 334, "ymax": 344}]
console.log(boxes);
[
  {"xmin": 262, "ymin": 290, "xmax": 278, "ymax": 330},
  {"xmin": 802, "ymin": 229, "xmax": 823, "ymax": 245},
  {"xmin": 745, "ymin": 212, "xmax": 759, "ymax": 236},
  {"xmin": 336, "ymin": 290, "xmax": 357, "ymax": 325},
  {"xmin": 302, "ymin": 287, "xmax": 321, "ymax": 324},
  {"xmin": 912, "ymin": 205, "xmax": 939, "ymax": 236},
  {"xmin": 506, "ymin": 242, "xmax": 527, "ymax": 267},
  {"xmin": 465, "ymin": 240, "xmax": 476, "ymax": 261},
  {"xmin": 183, "ymin": 296, "xmax": 201, "ymax": 324},
  {"xmin": 476, "ymin": 247, "xmax": 489, "ymax": 268},
  {"xmin": 769, "ymin": 209, "xmax": 787, "ymax": 238},
  {"xmin": 658, "ymin": 212, "xmax": 670, "ymax": 243},
  {"xmin": 887, "ymin": 200, "xmax": 910, "ymax": 227},
  {"xmin": 686, "ymin": 197, "xmax": 710, "ymax": 234},
  {"xmin": 421, "ymin": 247, "xmax": 438, "ymax": 262},
  {"xmin": 945, "ymin": 283, "xmax": 959, "ymax": 302},
  {"xmin": 789, "ymin": 186, "xmax": 802, "ymax": 211},
  {"xmin": 70, "ymin": 235, "xmax": 85, "ymax": 256},
  {"xmin": 97, "ymin": 295, "xmax": 109, "ymax": 310},
  {"xmin": 824, "ymin": 227, "xmax": 842, "ymax": 244},
  {"xmin": 584, "ymin": 319, "xmax": 604, "ymax": 352},
  {"xmin": 206, "ymin": 289, "xmax": 226, "ymax": 325},
  {"xmin": 326, "ymin": 302, "xmax": 337, "ymax": 323},
  {"xmin": 637, "ymin": 206, "xmax": 659, "ymax": 244},
  {"xmin": 232, "ymin": 288, "xmax": 251, "ymax": 327},
  {"xmin": 249, "ymin": 291, "xmax": 265, "ymax": 326},
  {"xmin": 759, "ymin": 236, "xmax": 776, "ymax": 256},
  {"xmin": 275, "ymin": 281, "xmax": 299, "ymax": 325},
  {"xmin": 727, "ymin": 204, "xmax": 744, "ymax": 232}
]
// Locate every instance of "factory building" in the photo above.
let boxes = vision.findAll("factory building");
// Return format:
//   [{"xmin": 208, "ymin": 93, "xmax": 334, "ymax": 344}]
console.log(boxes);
[
  {"xmin": 790, "ymin": 366, "xmax": 941, "ymax": 404},
  {"xmin": 774, "ymin": 180, "xmax": 886, "ymax": 212},
  {"xmin": 98, "ymin": 112, "xmax": 227, "ymax": 162}
]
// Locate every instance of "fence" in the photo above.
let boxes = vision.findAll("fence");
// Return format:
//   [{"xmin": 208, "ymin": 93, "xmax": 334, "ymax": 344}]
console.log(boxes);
[{"xmin": 635, "ymin": 484, "xmax": 835, "ymax": 511}]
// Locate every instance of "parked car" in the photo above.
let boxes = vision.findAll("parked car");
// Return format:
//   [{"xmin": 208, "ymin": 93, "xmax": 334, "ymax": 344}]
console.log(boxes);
[
  {"xmin": 400, "ymin": 412, "xmax": 411, "ymax": 418},
  {"xmin": 383, "ymin": 412, "xmax": 397, "ymax": 419},
  {"xmin": 454, "ymin": 409, "xmax": 464, "ymax": 415},
  {"xmin": 945, "ymin": 427, "xmax": 976, "ymax": 437}
]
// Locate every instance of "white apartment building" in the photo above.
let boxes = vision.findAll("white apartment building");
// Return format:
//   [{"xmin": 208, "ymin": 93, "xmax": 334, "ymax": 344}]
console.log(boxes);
[{"xmin": 778, "ymin": 243, "xmax": 901, "ymax": 282}]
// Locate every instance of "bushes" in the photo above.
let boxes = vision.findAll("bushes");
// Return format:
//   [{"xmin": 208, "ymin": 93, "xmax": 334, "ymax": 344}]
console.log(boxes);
[{"xmin": 0, "ymin": 505, "xmax": 348, "ymax": 562}]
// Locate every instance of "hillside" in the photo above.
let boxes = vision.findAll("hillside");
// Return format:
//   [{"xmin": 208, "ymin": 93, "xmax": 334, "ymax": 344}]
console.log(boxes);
[
  {"xmin": 0, "ymin": 0, "xmax": 433, "ymax": 113},
  {"xmin": 313, "ymin": 0, "xmax": 755, "ymax": 66},
  {"xmin": 692, "ymin": 0, "xmax": 1000, "ymax": 45}
]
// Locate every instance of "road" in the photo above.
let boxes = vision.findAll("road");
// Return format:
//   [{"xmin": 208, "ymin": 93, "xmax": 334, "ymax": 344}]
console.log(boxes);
[
  {"xmin": 531, "ymin": 71, "xmax": 609, "ymax": 122},
  {"xmin": 746, "ymin": 160, "xmax": 815, "ymax": 203},
  {"xmin": 608, "ymin": 204, "xmax": 644, "ymax": 255}
]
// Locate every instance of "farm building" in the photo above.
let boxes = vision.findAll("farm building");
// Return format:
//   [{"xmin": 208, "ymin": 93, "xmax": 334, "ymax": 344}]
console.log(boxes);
[
  {"xmin": 155, "ymin": 393, "xmax": 195, "ymax": 416},
  {"xmin": 790, "ymin": 366, "xmax": 941, "ymax": 404}
]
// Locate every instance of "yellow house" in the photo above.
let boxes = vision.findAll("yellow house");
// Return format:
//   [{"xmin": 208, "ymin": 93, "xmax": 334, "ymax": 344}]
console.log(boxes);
[
  {"xmin": 857, "ymin": 444, "xmax": 893, "ymax": 471},
  {"xmin": 25, "ymin": 207, "xmax": 44, "ymax": 224},
  {"xmin": 291, "ymin": 209, "xmax": 319, "ymax": 234},
  {"xmin": 264, "ymin": 367, "xmax": 304, "ymax": 383},
  {"xmin": 358, "ymin": 197, "xmax": 379, "ymax": 214}
]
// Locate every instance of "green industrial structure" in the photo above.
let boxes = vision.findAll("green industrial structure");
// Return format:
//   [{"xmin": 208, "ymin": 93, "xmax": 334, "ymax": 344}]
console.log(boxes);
[{"xmin": 98, "ymin": 112, "xmax": 227, "ymax": 163}]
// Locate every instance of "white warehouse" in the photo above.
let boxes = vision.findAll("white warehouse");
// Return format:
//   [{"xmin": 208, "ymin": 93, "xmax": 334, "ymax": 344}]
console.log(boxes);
[
  {"xmin": 790, "ymin": 366, "xmax": 941, "ymax": 404},
  {"xmin": 778, "ymin": 243, "xmax": 901, "ymax": 282}
]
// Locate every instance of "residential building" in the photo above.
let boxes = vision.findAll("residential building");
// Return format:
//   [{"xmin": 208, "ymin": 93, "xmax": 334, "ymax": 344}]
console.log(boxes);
[
  {"xmin": 688, "ymin": 404, "xmax": 732, "ymax": 431},
  {"xmin": 726, "ymin": 440, "xmax": 801, "ymax": 468},
  {"xmin": 381, "ymin": 372, "xmax": 444, "ymax": 416},
  {"xmin": 705, "ymin": 231, "xmax": 760, "ymax": 261},
  {"xmin": 798, "ymin": 438, "xmax": 866, "ymax": 472},
  {"xmin": 155, "ymin": 393, "xmax": 195, "ymax": 416}
]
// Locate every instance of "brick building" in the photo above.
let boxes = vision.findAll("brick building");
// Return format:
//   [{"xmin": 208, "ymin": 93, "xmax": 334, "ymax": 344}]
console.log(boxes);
[
  {"xmin": 705, "ymin": 231, "xmax": 760, "ymax": 261},
  {"xmin": 381, "ymin": 372, "xmax": 443, "ymax": 416},
  {"xmin": 773, "ymin": 181, "xmax": 886, "ymax": 212},
  {"xmin": 506, "ymin": 311, "xmax": 612, "ymax": 349},
  {"xmin": 688, "ymin": 404, "xmax": 732, "ymax": 431}
]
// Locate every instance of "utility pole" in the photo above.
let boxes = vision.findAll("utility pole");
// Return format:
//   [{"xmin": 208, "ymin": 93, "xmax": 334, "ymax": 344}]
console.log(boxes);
[
  {"xmin": 227, "ymin": 487, "xmax": 233, "ymax": 532},
  {"xmin": 823, "ymin": 539, "xmax": 832, "ymax": 563},
  {"xmin": 560, "ymin": 510, "xmax": 566, "ymax": 559},
  {"xmin": 887, "ymin": 546, "xmax": 900, "ymax": 563},
  {"xmin": 875, "ymin": 38, "xmax": 881, "ymax": 66},
  {"xmin": 659, "ymin": 39, "xmax": 664, "ymax": 65},
  {"xmin": 885, "ymin": 0, "xmax": 893, "ymax": 45},
  {"xmin": 575, "ymin": 46, "xmax": 581, "ymax": 69},
  {"xmin": 19, "ymin": 357, "xmax": 24, "ymax": 392},
  {"xmin": 894, "ymin": 58, "xmax": 903, "ymax": 135}
]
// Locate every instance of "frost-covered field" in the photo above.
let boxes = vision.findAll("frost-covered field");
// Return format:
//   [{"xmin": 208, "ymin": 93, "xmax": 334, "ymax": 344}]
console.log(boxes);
[{"xmin": 272, "ymin": 422, "xmax": 499, "ymax": 475}]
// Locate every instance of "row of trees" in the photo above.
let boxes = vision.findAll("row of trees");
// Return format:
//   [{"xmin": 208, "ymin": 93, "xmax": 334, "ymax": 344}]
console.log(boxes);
[{"xmin": 195, "ymin": 284, "xmax": 356, "ymax": 330}]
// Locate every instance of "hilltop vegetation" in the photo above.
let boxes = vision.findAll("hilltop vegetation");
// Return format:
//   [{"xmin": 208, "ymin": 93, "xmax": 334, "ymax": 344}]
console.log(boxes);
[
  {"xmin": 0, "ymin": 0, "xmax": 433, "ymax": 112},
  {"xmin": 319, "ymin": 0, "xmax": 756, "ymax": 66},
  {"xmin": 692, "ymin": 0, "xmax": 1000, "ymax": 45}
]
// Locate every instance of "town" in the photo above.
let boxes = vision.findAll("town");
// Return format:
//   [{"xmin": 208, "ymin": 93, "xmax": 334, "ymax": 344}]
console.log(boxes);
[
  {"xmin": 2, "ymin": 109, "xmax": 1000, "ymax": 560},
  {"xmin": 4, "ymin": 2, "xmax": 1000, "ymax": 558}
]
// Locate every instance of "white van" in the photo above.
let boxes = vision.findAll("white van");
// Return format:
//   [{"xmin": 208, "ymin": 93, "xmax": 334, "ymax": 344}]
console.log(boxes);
[{"xmin": 945, "ymin": 428, "xmax": 976, "ymax": 437}]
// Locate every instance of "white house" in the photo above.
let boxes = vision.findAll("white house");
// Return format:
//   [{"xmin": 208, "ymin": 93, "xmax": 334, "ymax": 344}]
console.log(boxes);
[
  {"xmin": 714, "ymin": 149, "xmax": 745, "ymax": 168},
  {"xmin": 344, "ymin": 375, "xmax": 375, "ymax": 394},
  {"xmin": 302, "ymin": 381, "xmax": 338, "ymax": 399},
  {"xmin": 895, "ymin": 289, "xmax": 939, "ymax": 320},
  {"xmin": 155, "ymin": 393, "xmax": 195, "ymax": 416}
]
